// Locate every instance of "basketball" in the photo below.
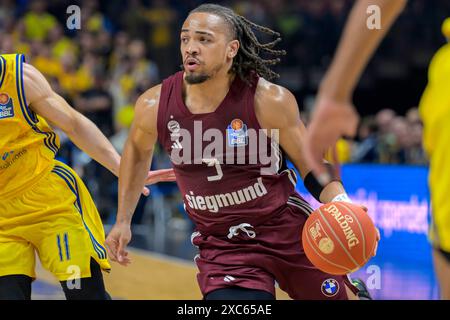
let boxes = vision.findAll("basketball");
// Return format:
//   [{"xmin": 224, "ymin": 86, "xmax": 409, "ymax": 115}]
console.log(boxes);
[{"xmin": 302, "ymin": 201, "xmax": 378, "ymax": 275}]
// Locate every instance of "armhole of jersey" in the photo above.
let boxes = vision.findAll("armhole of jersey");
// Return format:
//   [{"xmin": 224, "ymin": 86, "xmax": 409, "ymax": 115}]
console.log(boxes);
[
  {"xmin": 15, "ymin": 54, "xmax": 38, "ymax": 126},
  {"xmin": 245, "ymin": 75, "xmax": 263, "ymax": 131},
  {"xmin": 16, "ymin": 54, "xmax": 59, "ymax": 155},
  {"xmin": 245, "ymin": 75, "xmax": 285, "ymax": 175},
  {"xmin": 156, "ymin": 79, "xmax": 171, "ymax": 147},
  {"xmin": 0, "ymin": 56, "xmax": 6, "ymax": 89}
]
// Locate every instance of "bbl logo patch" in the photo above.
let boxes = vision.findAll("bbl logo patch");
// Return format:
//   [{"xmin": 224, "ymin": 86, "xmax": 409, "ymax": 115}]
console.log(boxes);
[
  {"xmin": 227, "ymin": 119, "xmax": 248, "ymax": 147},
  {"xmin": 0, "ymin": 93, "xmax": 14, "ymax": 120},
  {"xmin": 321, "ymin": 278, "xmax": 340, "ymax": 297}
]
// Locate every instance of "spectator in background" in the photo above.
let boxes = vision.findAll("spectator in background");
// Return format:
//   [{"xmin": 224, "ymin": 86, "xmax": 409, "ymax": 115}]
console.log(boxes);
[
  {"xmin": 142, "ymin": 0, "xmax": 178, "ymax": 77},
  {"xmin": 49, "ymin": 24, "xmax": 79, "ymax": 60},
  {"xmin": 58, "ymin": 51, "xmax": 93, "ymax": 98},
  {"xmin": 74, "ymin": 69, "xmax": 115, "ymax": 218},
  {"xmin": 375, "ymin": 108, "xmax": 397, "ymax": 163},
  {"xmin": 405, "ymin": 107, "xmax": 427, "ymax": 164},
  {"xmin": 81, "ymin": 0, "xmax": 113, "ymax": 34},
  {"xmin": 9, "ymin": 21, "xmax": 30, "ymax": 55},
  {"xmin": 388, "ymin": 116, "xmax": 410, "ymax": 164},
  {"xmin": 22, "ymin": 0, "xmax": 57, "ymax": 42},
  {"xmin": 32, "ymin": 44, "xmax": 62, "ymax": 79},
  {"xmin": 408, "ymin": 122, "xmax": 427, "ymax": 164},
  {"xmin": 352, "ymin": 116, "xmax": 379, "ymax": 162},
  {"xmin": 0, "ymin": 0, "xmax": 15, "ymax": 31},
  {"xmin": 75, "ymin": 70, "xmax": 114, "ymax": 137},
  {"xmin": 128, "ymin": 39, "xmax": 159, "ymax": 90}
]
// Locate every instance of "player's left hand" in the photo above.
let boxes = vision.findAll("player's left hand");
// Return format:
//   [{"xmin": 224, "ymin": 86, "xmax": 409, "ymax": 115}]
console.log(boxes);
[
  {"xmin": 141, "ymin": 168, "xmax": 176, "ymax": 196},
  {"xmin": 105, "ymin": 222, "xmax": 132, "ymax": 266}
]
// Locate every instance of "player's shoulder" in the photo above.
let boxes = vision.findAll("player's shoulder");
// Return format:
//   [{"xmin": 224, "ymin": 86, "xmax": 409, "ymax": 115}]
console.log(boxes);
[
  {"xmin": 133, "ymin": 84, "xmax": 163, "ymax": 131},
  {"xmin": 22, "ymin": 62, "xmax": 54, "ymax": 103},
  {"xmin": 137, "ymin": 84, "xmax": 162, "ymax": 104},
  {"xmin": 135, "ymin": 84, "xmax": 163, "ymax": 113},
  {"xmin": 254, "ymin": 77, "xmax": 299, "ymax": 126},
  {"xmin": 22, "ymin": 62, "xmax": 43, "ymax": 86},
  {"xmin": 255, "ymin": 77, "xmax": 297, "ymax": 110}
]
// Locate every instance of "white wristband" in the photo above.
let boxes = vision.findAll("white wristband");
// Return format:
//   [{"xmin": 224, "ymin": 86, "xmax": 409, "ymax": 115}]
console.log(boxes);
[{"xmin": 331, "ymin": 193, "xmax": 353, "ymax": 203}]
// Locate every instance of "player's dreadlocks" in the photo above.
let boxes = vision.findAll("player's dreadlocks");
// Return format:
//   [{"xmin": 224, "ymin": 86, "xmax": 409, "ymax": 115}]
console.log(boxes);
[{"xmin": 189, "ymin": 3, "xmax": 286, "ymax": 85}]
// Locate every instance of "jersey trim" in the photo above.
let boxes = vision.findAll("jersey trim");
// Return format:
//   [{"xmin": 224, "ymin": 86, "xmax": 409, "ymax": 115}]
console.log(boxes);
[
  {"xmin": 51, "ymin": 165, "xmax": 107, "ymax": 260},
  {"xmin": 15, "ymin": 54, "xmax": 59, "ymax": 155},
  {"xmin": 16, "ymin": 54, "xmax": 37, "ymax": 125},
  {"xmin": 0, "ymin": 56, "xmax": 6, "ymax": 89}
]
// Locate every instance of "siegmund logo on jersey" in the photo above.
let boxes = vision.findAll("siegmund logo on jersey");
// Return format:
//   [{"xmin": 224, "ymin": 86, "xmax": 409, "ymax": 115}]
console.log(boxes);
[
  {"xmin": 185, "ymin": 177, "xmax": 268, "ymax": 213},
  {"xmin": 168, "ymin": 120, "xmax": 280, "ymax": 175},
  {"xmin": 0, "ymin": 93, "xmax": 14, "ymax": 119}
]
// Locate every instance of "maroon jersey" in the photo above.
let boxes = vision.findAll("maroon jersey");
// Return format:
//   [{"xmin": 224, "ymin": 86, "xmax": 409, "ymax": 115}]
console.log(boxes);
[{"xmin": 157, "ymin": 71, "xmax": 301, "ymax": 236}]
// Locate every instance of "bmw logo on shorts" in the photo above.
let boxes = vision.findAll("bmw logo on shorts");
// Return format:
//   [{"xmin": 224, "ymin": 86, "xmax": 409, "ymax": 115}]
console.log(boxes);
[{"xmin": 321, "ymin": 278, "xmax": 340, "ymax": 297}]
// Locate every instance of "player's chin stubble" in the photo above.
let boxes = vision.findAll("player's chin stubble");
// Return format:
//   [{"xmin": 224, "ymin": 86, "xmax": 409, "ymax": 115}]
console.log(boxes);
[{"xmin": 184, "ymin": 72, "xmax": 210, "ymax": 84}]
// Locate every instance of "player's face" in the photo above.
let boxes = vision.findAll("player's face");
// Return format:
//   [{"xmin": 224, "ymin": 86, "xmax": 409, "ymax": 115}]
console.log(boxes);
[{"xmin": 180, "ymin": 12, "xmax": 238, "ymax": 84}]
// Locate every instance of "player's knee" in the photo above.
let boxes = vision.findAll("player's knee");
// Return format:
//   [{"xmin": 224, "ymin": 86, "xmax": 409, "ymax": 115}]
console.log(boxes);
[
  {"xmin": 0, "ymin": 275, "xmax": 32, "ymax": 300},
  {"xmin": 60, "ymin": 258, "xmax": 110, "ymax": 300}
]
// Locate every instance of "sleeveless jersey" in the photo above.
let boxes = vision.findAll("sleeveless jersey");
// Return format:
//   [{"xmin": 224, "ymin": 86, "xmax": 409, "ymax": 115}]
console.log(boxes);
[
  {"xmin": 0, "ymin": 54, "xmax": 59, "ymax": 198},
  {"xmin": 157, "ymin": 71, "xmax": 301, "ymax": 236}
]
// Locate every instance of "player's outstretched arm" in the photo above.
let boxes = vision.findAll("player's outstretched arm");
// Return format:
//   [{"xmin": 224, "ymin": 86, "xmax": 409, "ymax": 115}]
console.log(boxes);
[
  {"xmin": 23, "ymin": 63, "xmax": 174, "ymax": 197},
  {"xmin": 106, "ymin": 85, "xmax": 162, "ymax": 266},
  {"xmin": 255, "ymin": 79, "xmax": 346, "ymax": 204},
  {"xmin": 304, "ymin": 0, "xmax": 407, "ymax": 185},
  {"xmin": 23, "ymin": 62, "xmax": 121, "ymax": 176},
  {"xmin": 320, "ymin": 0, "xmax": 407, "ymax": 102}
]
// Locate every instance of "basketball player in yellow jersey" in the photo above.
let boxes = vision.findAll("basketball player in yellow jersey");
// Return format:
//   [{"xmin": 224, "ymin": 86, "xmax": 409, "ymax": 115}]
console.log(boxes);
[
  {"xmin": 0, "ymin": 53, "xmax": 175, "ymax": 300},
  {"xmin": 419, "ymin": 18, "xmax": 450, "ymax": 299}
]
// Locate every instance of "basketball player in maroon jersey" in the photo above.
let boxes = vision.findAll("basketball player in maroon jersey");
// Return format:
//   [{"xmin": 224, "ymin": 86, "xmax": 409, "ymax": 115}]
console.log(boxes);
[{"xmin": 106, "ymin": 4, "xmax": 377, "ymax": 300}]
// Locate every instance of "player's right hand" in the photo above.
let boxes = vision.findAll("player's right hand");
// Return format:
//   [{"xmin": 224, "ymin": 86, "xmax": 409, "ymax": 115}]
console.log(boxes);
[{"xmin": 105, "ymin": 222, "xmax": 132, "ymax": 266}]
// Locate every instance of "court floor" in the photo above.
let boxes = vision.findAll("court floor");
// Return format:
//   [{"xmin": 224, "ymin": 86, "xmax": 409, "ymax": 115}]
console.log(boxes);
[{"xmin": 31, "ymin": 246, "xmax": 439, "ymax": 300}]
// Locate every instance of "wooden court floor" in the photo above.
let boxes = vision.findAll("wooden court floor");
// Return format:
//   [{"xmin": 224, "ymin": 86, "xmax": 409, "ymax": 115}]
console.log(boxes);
[{"xmin": 35, "ymin": 248, "xmax": 290, "ymax": 300}]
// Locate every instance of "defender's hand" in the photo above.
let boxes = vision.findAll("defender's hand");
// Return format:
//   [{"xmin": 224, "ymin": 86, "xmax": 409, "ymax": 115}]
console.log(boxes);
[
  {"xmin": 141, "ymin": 168, "xmax": 176, "ymax": 196},
  {"xmin": 303, "ymin": 98, "xmax": 359, "ymax": 185}
]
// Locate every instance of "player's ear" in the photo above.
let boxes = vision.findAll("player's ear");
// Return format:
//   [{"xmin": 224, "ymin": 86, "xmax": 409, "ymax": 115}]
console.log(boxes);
[{"xmin": 227, "ymin": 40, "xmax": 239, "ymax": 59}]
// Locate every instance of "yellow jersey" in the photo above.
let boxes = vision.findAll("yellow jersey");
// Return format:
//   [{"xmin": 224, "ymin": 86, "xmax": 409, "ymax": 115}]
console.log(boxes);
[
  {"xmin": 419, "ymin": 43, "xmax": 450, "ymax": 251},
  {"xmin": 0, "ymin": 53, "xmax": 59, "ymax": 199}
]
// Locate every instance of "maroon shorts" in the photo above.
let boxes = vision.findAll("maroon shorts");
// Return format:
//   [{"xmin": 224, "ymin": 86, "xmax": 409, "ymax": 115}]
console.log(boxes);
[{"xmin": 192, "ymin": 199, "xmax": 358, "ymax": 300}]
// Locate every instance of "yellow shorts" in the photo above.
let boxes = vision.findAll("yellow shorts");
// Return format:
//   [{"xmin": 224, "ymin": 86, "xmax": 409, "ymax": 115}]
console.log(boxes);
[{"xmin": 0, "ymin": 160, "xmax": 111, "ymax": 281}]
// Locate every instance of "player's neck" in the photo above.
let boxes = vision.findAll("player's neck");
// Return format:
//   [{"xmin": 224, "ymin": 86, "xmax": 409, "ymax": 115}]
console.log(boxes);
[{"xmin": 183, "ymin": 72, "xmax": 235, "ymax": 114}]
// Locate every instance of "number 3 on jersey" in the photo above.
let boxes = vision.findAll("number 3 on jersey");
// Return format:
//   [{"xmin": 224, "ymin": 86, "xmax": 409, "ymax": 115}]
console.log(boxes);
[{"xmin": 202, "ymin": 158, "xmax": 223, "ymax": 181}]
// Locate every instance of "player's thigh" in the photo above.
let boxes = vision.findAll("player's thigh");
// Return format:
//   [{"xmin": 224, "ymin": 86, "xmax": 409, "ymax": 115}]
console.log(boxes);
[
  {"xmin": 0, "ymin": 232, "xmax": 36, "ymax": 280},
  {"xmin": 52, "ymin": 161, "xmax": 108, "ymax": 254},
  {"xmin": 277, "ymin": 257, "xmax": 357, "ymax": 300},
  {"xmin": 33, "ymin": 167, "xmax": 110, "ymax": 281},
  {"xmin": 267, "ymin": 205, "xmax": 358, "ymax": 300}
]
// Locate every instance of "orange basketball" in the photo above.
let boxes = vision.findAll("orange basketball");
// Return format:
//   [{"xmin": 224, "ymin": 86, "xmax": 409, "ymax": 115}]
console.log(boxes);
[{"xmin": 302, "ymin": 201, "xmax": 378, "ymax": 275}]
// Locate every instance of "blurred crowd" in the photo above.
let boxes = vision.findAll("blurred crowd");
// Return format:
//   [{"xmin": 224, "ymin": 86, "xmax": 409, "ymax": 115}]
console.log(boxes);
[{"xmin": 0, "ymin": 0, "xmax": 443, "ymax": 220}]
